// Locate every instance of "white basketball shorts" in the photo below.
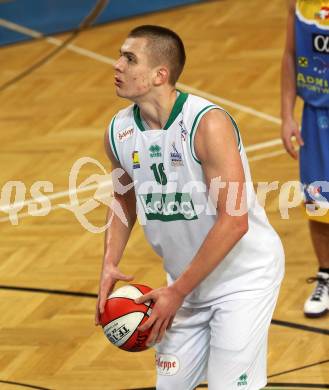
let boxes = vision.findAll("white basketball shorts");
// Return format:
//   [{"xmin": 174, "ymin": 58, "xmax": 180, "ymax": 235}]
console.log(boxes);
[{"xmin": 155, "ymin": 286, "xmax": 280, "ymax": 390}]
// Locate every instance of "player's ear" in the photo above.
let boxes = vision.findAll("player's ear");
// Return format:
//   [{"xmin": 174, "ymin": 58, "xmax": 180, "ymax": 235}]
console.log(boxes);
[{"xmin": 153, "ymin": 66, "xmax": 169, "ymax": 86}]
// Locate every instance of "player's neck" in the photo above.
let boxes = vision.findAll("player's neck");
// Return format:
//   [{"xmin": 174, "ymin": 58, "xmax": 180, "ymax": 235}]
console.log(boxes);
[{"xmin": 137, "ymin": 87, "xmax": 177, "ymax": 129}]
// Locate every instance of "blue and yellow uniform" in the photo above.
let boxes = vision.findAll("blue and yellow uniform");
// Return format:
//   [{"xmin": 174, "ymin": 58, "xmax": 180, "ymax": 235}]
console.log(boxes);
[{"xmin": 296, "ymin": 0, "xmax": 329, "ymax": 222}]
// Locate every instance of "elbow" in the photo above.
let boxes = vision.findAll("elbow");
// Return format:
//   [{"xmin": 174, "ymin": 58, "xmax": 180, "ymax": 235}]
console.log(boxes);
[
  {"xmin": 241, "ymin": 218, "xmax": 249, "ymax": 237},
  {"xmin": 234, "ymin": 216, "xmax": 249, "ymax": 240}
]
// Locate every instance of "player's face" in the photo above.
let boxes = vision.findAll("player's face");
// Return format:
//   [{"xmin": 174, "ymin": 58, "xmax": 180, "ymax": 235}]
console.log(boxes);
[{"xmin": 114, "ymin": 37, "xmax": 156, "ymax": 100}]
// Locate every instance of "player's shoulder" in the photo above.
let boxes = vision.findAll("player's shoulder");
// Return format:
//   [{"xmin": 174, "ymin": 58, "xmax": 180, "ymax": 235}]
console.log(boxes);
[
  {"xmin": 108, "ymin": 104, "xmax": 135, "ymax": 130},
  {"xmin": 186, "ymin": 93, "xmax": 242, "ymax": 151},
  {"xmin": 106, "ymin": 104, "xmax": 135, "ymax": 163},
  {"xmin": 183, "ymin": 93, "xmax": 223, "ymax": 131},
  {"xmin": 185, "ymin": 93, "xmax": 218, "ymax": 111}
]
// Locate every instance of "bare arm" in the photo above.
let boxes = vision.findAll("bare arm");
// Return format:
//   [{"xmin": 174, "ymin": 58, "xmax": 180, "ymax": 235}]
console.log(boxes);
[
  {"xmin": 137, "ymin": 109, "xmax": 248, "ymax": 344},
  {"xmin": 95, "ymin": 127, "xmax": 137, "ymax": 325},
  {"xmin": 172, "ymin": 109, "xmax": 248, "ymax": 296},
  {"xmin": 281, "ymin": 0, "xmax": 303, "ymax": 159}
]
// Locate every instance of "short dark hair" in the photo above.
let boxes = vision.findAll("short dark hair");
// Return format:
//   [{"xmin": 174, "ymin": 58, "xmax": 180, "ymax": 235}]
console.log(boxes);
[{"xmin": 128, "ymin": 25, "xmax": 186, "ymax": 85}]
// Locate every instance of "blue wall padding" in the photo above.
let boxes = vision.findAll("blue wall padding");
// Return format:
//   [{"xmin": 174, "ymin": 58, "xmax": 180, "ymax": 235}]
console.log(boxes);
[
  {"xmin": 0, "ymin": 25, "xmax": 28, "ymax": 45},
  {"xmin": 0, "ymin": 0, "xmax": 202, "ymax": 46}
]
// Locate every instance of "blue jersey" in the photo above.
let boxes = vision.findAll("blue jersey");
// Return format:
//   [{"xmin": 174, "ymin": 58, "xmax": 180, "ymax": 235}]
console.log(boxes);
[{"xmin": 296, "ymin": 0, "xmax": 329, "ymax": 107}]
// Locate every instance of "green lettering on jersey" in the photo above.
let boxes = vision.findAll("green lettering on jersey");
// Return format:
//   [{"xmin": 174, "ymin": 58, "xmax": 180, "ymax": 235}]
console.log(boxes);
[{"xmin": 150, "ymin": 163, "xmax": 167, "ymax": 185}]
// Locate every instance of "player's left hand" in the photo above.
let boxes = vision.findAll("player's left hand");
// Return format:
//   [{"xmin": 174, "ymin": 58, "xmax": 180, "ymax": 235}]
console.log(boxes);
[{"xmin": 135, "ymin": 286, "xmax": 185, "ymax": 346}]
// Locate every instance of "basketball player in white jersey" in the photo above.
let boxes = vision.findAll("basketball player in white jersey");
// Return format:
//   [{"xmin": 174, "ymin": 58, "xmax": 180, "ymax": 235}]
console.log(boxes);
[{"xmin": 95, "ymin": 25, "xmax": 284, "ymax": 390}]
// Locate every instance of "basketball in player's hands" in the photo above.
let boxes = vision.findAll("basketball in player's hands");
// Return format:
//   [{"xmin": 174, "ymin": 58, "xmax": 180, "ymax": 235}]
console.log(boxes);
[{"xmin": 100, "ymin": 284, "xmax": 154, "ymax": 352}]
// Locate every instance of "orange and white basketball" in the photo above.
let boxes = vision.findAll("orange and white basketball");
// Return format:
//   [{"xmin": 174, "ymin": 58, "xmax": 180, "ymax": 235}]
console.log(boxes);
[{"xmin": 100, "ymin": 284, "xmax": 154, "ymax": 352}]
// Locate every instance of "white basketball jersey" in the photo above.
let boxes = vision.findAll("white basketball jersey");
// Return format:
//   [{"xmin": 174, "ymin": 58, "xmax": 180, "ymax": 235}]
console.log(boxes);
[{"xmin": 109, "ymin": 92, "xmax": 284, "ymax": 307}]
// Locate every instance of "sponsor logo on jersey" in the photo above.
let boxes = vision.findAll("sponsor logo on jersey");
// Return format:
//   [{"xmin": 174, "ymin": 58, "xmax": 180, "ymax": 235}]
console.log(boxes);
[
  {"xmin": 237, "ymin": 373, "xmax": 248, "ymax": 386},
  {"xmin": 315, "ymin": 6, "xmax": 329, "ymax": 20},
  {"xmin": 179, "ymin": 120, "xmax": 188, "ymax": 141},
  {"xmin": 298, "ymin": 56, "xmax": 309, "ymax": 68},
  {"xmin": 305, "ymin": 184, "xmax": 322, "ymax": 199},
  {"xmin": 156, "ymin": 353, "xmax": 180, "ymax": 376},
  {"xmin": 117, "ymin": 126, "xmax": 134, "ymax": 142},
  {"xmin": 313, "ymin": 56, "xmax": 329, "ymax": 75},
  {"xmin": 149, "ymin": 144, "xmax": 162, "ymax": 158},
  {"xmin": 297, "ymin": 72, "xmax": 329, "ymax": 93},
  {"xmin": 138, "ymin": 192, "xmax": 198, "ymax": 221},
  {"xmin": 296, "ymin": 2, "xmax": 329, "ymax": 29},
  {"xmin": 132, "ymin": 151, "xmax": 140, "ymax": 169},
  {"xmin": 318, "ymin": 115, "xmax": 329, "ymax": 128},
  {"xmin": 313, "ymin": 33, "xmax": 329, "ymax": 55},
  {"xmin": 170, "ymin": 142, "xmax": 183, "ymax": 166}
]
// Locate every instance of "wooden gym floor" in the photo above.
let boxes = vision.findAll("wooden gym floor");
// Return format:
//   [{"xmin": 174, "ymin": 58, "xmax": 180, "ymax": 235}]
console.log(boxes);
[{"xmin": 0, "ymin": 0, "xmax": 328, "ymax": 389}]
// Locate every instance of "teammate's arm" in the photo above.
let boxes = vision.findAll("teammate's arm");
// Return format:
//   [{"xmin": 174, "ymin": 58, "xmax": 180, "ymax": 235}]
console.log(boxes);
[
  {"xmin": 281, "ymin": 0, "xmax": 303, "ymax": 159},
  {"xmin": 95, "ymin": 128, "xmax": 137, "ymax": 325},
  {"xmin": 137, "ymin": 109, "xmax": 248, "ymax": 345}
]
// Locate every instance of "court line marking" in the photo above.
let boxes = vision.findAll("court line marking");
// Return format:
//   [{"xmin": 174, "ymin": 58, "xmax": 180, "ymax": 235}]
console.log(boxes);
[
  {"xmin": 249, "ymin": 149, "xmax": 287, "ymax": 162},
  {"xmin": 0, "ymin": 181, "xmax": 107, "ymax": 212},
  {"xmin": 0, "ymin": 379, "xmax": 53, "ymax": 390},
  {"xmin": 268, "ymin": 359, "xmax": 329, "ymax": 379},
  {"xmin": 271, "ymin": 319, "xmax": 329, "ymax": 336},
  {"xmin": 0, "ymin": 17, "xmax": 283, "ymax": 152},
  {"xmin": 0, "ymin": 193, "xmax": 108, "ymax": 222},
  {"xmin": 0, "ymin": 285, "xmax": 97, "ymax": 298}
]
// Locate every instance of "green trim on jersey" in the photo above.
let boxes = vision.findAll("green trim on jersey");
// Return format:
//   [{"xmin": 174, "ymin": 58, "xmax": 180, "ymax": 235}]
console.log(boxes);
[
  {"xmin": 133, "ymin": 91, "xmax": 189, "ymax": 131},
  {"xmin": 226, "ymin": 112, "xmax": 242, "ymax": 153},
  {"xmin": 164, "ymin": 91, "xmax": 188, "ymax": 129},
  {"xmin": 190, "ymin": 104, "xmax": 217, "ymax": 164},
  {"xmin": 133, "ymin": 104, "xmax": 144, "ymax": 131},
  {"xmin": 109, "ymin": 116, "xmax": 120, "ymax": 162},
  {"xmin": 189, "ymin": 106, "xmax": 242, "ymax": 164}
]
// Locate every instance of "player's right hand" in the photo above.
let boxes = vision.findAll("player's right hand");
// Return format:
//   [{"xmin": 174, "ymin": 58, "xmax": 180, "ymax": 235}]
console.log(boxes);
[
  {"xmin": 281, "ymin": 117, "xmax": 304, "ymax": 160},
  {"xmin": 95, "ymin": 265, "xmax": 133, "ymax": 326}
]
